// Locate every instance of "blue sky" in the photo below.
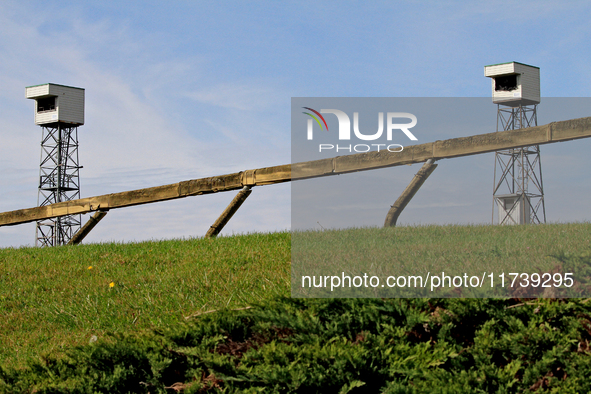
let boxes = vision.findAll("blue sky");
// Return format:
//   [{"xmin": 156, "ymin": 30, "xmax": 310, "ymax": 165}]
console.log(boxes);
[{"xmin": 1, "ymin": 1, "xmax": 590, "ymax": 247}]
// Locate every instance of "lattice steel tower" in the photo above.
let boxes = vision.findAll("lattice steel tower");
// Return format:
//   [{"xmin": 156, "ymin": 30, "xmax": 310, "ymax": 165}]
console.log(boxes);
[
  {"xmin": 26, "ymin": 83, "xmax": 85, "ymax": 246},
  {"xmin": 485, "ymin": 62, "xmax": 545, "ymax": 225}
]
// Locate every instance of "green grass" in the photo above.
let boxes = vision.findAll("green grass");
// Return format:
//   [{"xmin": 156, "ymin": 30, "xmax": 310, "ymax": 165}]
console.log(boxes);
[
  {"xmin": 1, "ymin": 222, "xmax": 590, "ymax": 383},
  {"xmin": 292, "ymin": 223, "xmax": 591, "ymax": 297},
  {"xmin": 0, "ymin": 232, "xmax": 291, "ymax": 368}
]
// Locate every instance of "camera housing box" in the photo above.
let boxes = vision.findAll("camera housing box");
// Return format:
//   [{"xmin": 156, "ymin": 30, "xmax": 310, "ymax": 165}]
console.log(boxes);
[
  {"xmin": 26, "ymin": 83, "xmax": 85, "ymax": 126},
  {"xmin": 484, "ymin": 62, "xmax": 540, "ymax": 107}
]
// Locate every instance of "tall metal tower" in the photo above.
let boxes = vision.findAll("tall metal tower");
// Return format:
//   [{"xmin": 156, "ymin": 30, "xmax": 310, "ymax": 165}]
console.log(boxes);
[
  {"xmin": 26, "ymin": 83, "xmax": 85, "ymax": 246},
  {"xmin": 485, "ymin": 62, "xmax": 545, "ymax": 225}
]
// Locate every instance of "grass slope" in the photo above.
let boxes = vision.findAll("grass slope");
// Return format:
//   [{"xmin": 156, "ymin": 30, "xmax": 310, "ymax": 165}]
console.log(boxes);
[
  {"xmin": 292, "ymin": 222, "xmax": 591, "ymax": 297},
  {"xmin": 0, "ymin": 232, "xmax": 290, "ymax": 367},
  {"xmin": 1, "ymin": 223, "xmax": 591, "ymax": 392}
]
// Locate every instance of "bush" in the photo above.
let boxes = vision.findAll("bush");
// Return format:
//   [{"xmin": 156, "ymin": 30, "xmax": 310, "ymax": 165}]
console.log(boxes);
[{"xmin": 2, "ymin": 297, "xmax": 591, "ymax": 393}]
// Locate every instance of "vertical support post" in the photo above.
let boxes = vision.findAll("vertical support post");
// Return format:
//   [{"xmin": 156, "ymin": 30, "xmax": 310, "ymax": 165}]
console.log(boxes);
[
  {"xmin": 384, "ymin": 159, "xmax": 438, "ymax": 227},
  {"xmin": 205, "ymin": 186, "xmax": 252, "ymax": 238}
]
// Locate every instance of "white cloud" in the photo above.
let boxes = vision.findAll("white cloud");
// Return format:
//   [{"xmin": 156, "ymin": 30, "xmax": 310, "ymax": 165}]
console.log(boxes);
[{"xmin": 184, "ymin": 83, "xmax": 280, "ymax": 111}]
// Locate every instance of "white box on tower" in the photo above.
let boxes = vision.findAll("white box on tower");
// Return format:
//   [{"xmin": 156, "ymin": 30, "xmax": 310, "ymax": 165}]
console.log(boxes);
[
  {"xmin": 484, "ymin": 62, "xmax": 540, "ymax": 107},
  {"xmin": 25, "ymin": 83, "xmax": 85, "ymax": 126}
]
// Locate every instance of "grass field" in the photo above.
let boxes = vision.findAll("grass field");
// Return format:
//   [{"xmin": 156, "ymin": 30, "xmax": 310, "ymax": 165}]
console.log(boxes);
[
  {"xmin": 1, "ymin": 223, "xmax": 591, "ymax": 392},
  {"xmin": 0, "ymin": 232, "xmax": 290, "ymax": 368},
  {"xmin": 292, "ymin": 222, "xmax": 591, "ymax": 298}
]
